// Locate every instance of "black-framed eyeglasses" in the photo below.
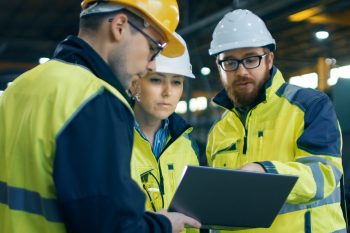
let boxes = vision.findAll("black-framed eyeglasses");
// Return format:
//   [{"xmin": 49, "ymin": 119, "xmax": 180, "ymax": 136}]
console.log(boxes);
[
  {"xmin": 127, "ymin": 20, "xmax": 166, "ymax": 61},
  {"xmin": 108, "ymin": 18, "xmax": 166, "ymax": 61},
  {"xmin": 217, "ymin": 53, "xmax": 268, "ymax": 71},
  {"xmin": 140, "ymin": 169, "xmax": 164, "ymax": 211}
]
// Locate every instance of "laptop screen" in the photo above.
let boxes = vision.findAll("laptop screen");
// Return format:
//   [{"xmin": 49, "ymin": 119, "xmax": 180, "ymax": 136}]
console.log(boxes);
[{"xmin": 169, "ymin": 166, "xmax": 298, "ymax": 230}]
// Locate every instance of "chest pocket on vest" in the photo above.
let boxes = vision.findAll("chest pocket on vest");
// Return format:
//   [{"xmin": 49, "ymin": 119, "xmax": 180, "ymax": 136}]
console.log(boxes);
[{"xmin": 212, "ymin": 143, "xmax": 239, "ymax": 168}]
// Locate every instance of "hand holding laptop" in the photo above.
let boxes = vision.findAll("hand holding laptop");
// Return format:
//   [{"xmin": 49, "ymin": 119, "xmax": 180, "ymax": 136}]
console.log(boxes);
[
  {"xmin": 157, "ymin": 209, "xmax": 201, "ymax": 233},
  {"xmin": 239, "ymin": 162, "xmax": 266, "ymax": 173}
]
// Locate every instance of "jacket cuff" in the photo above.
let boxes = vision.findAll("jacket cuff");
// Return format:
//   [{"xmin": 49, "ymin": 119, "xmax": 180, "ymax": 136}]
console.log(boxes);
[{"xmin": 255, "ymin": 161, "xmax": 278, "ymax": 174}]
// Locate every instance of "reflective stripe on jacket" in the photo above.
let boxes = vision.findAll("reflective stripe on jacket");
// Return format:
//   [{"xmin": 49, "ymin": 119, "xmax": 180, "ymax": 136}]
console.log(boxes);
[
  {"xmin": 0, "ymin": 60, "xmax": 132, "ymax": 233},
  {"xmin": 206, "ymin": 67, "xmax": 346, "ymax": 233},
  {"xmin": 0, "ymin": 60, "xmax": 131, "ymax": 233},
  {"xmin": 0, "ymin": 52, "xmax": 173, "ymax": 233}
]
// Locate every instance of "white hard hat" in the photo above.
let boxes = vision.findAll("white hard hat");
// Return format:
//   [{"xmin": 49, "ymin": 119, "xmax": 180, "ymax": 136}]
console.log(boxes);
[
  {"xmin": 209, "ymin": 9, "xmax": 276, "ymax": 56},
  {"xmin": 155, "ymin": 33, "xmax": 195, "ymax": 79}
]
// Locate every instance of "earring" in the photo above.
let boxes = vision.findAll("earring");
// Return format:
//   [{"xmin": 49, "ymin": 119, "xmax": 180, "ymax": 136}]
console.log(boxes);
[{"xmin": 134, "ymin": 93, "xmax": 141, "ymax": 102}]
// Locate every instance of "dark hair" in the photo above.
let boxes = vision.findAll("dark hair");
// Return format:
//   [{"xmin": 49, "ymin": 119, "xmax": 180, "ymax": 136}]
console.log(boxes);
[
  {"xmin": 263, "ymin": 44, "xmax": 276, "ymax": 52},
  {"xmin": 79, "ymin": 8, "xmax": 146, "ymax": 33}
]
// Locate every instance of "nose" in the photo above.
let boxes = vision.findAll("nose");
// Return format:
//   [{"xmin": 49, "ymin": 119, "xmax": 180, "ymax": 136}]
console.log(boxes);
[
  {"xmin": 147, "ymin": 59, "xmax": 156, "ymax": 72},
  {"xmin": 235, "ymin": 63, "xmax": 249, "ymax": 76},
  {"xmin": 162, "ymin": 82, "xmax": 171, "ymax": 97}
]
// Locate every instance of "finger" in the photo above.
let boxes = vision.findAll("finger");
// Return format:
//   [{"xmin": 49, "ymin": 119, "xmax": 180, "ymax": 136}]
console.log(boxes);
[{"xmin": 183, "ymin": 216, "xmax": 201, "ymax": 228}]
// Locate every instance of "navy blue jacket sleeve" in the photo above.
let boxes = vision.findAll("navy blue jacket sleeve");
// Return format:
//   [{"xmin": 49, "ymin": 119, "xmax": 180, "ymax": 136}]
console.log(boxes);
[
  {"xmin": 296, "ymin": 91, "xmax": 341, "ymax": 156},
  {"xmin": 53, "ymin": 90, "xmax": 171, "ymax": 233}
]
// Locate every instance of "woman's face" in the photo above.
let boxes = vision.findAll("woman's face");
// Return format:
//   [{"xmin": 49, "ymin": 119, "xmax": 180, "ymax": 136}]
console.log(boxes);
[{"xmin": 133, "ymin": 72, "xmax": 184, "ymax": 121}]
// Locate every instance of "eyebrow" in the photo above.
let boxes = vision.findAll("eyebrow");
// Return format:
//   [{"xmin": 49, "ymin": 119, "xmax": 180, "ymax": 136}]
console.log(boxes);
[
  {"xmin": 149, "ymin": 73, "xmax": 183, "ymax": 79},
  {"xmin": 220, "ymin": 52, "xmax": 263, "ymax": 60},
  {"xmin": 146, "ymin": 73, "xmax": 166, "ymax": 78},
  {"xmin": 171, "ymin": 75, "xmax": 184, "ymax": 79}
]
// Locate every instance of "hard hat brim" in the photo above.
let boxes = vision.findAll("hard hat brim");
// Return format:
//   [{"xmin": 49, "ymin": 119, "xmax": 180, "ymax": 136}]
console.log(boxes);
[
  {"xmin": 160, "ymin": 33, "xmax": 185, "ymax": 58},
  {"xmin": 141, "ymin": 12, "xmax": 184, "ymax": 57}
]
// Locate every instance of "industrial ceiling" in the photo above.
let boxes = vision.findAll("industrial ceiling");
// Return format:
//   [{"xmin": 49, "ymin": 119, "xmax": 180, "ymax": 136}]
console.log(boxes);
[{"xmin": 1, "ymin": 0, "xmax": 350, "ymax": 95}]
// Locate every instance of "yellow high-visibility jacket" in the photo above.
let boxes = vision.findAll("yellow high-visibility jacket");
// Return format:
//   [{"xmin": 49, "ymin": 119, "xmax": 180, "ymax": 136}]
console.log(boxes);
[
  {"xmin": 131, "ymin": 113, "xmax": 199, "ymax": 232},
  {"xmin": 206, "ymin": 67, "xmax": 346, "ymax": 232},
  {"xmin": 0, "ymin": 36, "xmax": 172, "ymax": 233},
  {"xmin": 0, "ymin": 60, "xmax": 132, "ymax": 233}
]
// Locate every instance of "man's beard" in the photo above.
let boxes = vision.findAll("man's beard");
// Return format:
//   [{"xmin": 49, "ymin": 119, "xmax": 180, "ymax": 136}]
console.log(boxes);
[
  {"xmin": 226, "ymin": 69, "xmax": 270, "ymax": 107},
  {"xmin": 227, "ymin": 84, "xmax": 260, "ymax": 107}
]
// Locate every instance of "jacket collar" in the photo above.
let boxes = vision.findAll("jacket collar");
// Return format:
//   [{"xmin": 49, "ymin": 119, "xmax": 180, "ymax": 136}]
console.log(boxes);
[
  {"xmin": 168, "ymin": 113, "xmax": 192, "ymax": 138},
  {"xmin": 157, "ymin": 113, "xmax": 192, "ymax": 154},
  {"xmin": 53, "ymin": 35, "xmax": 131, "ymax": 103},
  {"xmin": 134, "ymin": 113, "xmax": 191, "ymax": 142},
  {"xmin": 213, "ymin": 66, "xmax": 284, "ymax": 110}
]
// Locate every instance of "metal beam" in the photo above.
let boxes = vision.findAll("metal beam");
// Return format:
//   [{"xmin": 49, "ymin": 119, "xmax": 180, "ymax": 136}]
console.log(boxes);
[
  {"xmin": 178, "ymin": 6, "xmax": 232, "ymax": 36},
  {"xmin": 308, "ymin": 11, "xmax": 350, "ymax": 26}
]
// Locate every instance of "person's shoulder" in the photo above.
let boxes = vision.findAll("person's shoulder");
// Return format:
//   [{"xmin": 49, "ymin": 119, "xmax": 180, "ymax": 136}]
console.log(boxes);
[
  {"xmin": 52, "ymin": 59, "xmax": 99, "ymax": 80},
  {"xmin": 278, "ymin": 83, "xmax": 329, "ymax": 110}
]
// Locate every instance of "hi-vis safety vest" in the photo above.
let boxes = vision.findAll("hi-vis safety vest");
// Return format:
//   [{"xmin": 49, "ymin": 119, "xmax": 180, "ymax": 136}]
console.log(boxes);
[
  {"xmin": 0, "ymin": 60, "xmax": 132, "ymax": 233},
  {"xmin": 206, "ymin": 68, "xmax": 346, "ymax": 233},
  {"xmin": 131, "ymin": 114, "xmax": 199, "ymax": 233}
]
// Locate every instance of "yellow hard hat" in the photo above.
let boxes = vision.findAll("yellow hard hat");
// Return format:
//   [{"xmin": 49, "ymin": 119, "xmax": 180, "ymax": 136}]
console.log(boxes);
[{"xmin": 81, "ymin": 0, "xmax": 184, "ymax": 57}]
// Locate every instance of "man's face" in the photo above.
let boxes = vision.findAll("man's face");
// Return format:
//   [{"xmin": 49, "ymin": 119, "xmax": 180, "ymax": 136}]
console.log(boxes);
[
  {"xmin": 217, "ymin": 47, "xmax": 274, "ymax": 107},
  {"xmin": 109, "ymin": 20, "xmax": 164, "ymax": 90}
]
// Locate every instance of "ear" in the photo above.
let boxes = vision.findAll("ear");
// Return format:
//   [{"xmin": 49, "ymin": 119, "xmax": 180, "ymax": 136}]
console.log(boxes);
[
  {"xmin": 109, "ymin": 13, "xmax": 129, "ymax": 41},
  {"xmin": 267, "ymin": 52, "xmax": 274, "ymax": 70},
  {"xmin": 216, "ymin": 58, "xmax": 226, "ymax": 77},
  {"xmin": 129, "ymin": 78, "xmax": 140, "ymax": 96}
]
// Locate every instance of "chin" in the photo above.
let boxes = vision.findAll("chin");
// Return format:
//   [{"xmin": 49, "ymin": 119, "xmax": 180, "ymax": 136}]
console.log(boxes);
[
  {"xmin": 158, "ymin": 112, "xmax": 172, "ymax": 120},
  {"xmin": 230, "ymin": 92, "xmax": 258, "ymax": 107}
]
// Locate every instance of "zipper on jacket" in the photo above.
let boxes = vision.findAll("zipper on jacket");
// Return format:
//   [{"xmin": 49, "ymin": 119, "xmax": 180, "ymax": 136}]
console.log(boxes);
[
  {"xmin": 158, "ymin": 125, "xmax": 193, "ymax": 194},
  {"xmin": 243, "ymin": 133, "xmax": 248, "ymax": 154},
  {"xmin": 158, "ymin": 162, "xmax": 165, "ymax": 196},
  {"xmin": 137, "ymin": 135, "xmax": 165, "ymax": 202},
  {"xmin": 156, "ymin": 129, "xmax": 188, "ymax": 196},
  {"xmin": 156, "ymin": 126, "xmax": 192, "ymax": 195},
  {"xmin": 232, "ymin": 107, "xmax": 251, "ymax": 155},
  {"xmin": 137, "ymin": 123, "xmax": 192, "ymax": 208},
  {"xmin": 242, "ymin": 111, "xmax": 252, "ymax": 155}
]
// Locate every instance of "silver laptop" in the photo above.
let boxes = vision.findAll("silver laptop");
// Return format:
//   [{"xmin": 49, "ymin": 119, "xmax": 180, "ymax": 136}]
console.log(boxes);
[{"xmin": 168, "ymin": 166, "xmax": 298, "ymax": 230}]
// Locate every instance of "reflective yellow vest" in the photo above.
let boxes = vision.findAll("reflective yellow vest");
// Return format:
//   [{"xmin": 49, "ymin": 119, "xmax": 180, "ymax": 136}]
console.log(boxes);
[
  {"xmin": 131, "ymin": 115, "xmax": 199, "ymax": 232},
  {"xmin": 0, "ymin": 60, "xmax": 131, "ymax": 233},
  {"xmin": 206, "ymin": 68, "xmax": 346, "ymax": 232}
]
